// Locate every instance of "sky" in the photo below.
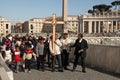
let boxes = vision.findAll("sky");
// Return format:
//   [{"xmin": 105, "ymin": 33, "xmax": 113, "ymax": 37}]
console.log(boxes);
[{"xmin": 0, "ymin": 0, "xmax": 115, "ymax": 24}]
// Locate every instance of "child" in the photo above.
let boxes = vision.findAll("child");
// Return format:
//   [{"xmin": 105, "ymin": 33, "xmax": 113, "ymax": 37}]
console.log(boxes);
[
  {"xmin": 13, "ymin": 45, "xmax": 21, "ymax": 73},
  {"xmin": 4, "ymin": 46, "xmax": 12, "ymax": 67},
  {"xmin": 23, "ymin": 45, "xmax": 36, "ymax": 73}
]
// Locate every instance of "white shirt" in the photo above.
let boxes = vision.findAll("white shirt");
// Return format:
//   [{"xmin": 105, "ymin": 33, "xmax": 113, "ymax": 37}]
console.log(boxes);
[
  {"xmin": 5, "ymin": 50, "xmax": 12, "ymax": 62},
  {"xmin": 49, "ymin": 39, "xmax": 62, "ymax": 55},
  {"xmin": 79, "ymin": 38, "xmax": 83, "ymax": 43},
  {"xmin": 60, "ymin": 38, "xmax": 72, "ymax": 50}
]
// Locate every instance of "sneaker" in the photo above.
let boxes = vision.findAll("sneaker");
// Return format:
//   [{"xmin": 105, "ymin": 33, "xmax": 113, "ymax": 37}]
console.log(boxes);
[
  {"xmin": 58, "ymin": 70, "xmax": 64, "ymax": 72},
  {"xmin": 28, "ymin": 70, "xmax": 31, "ymax": 73},
  {"xmin": 52, "ymin": 69, "xmax": 55, "ymax": 72},
  {"xmin": 15, "ymin": 70, "xmax": 19, "ymax": 73},
  {"xmin": 24, "ymin": 69, "xmax": 27, "ymax": 72},
  {"xmin": 72, "ymin": 68, "xmax": 75, "ymax": 72},
  {"xmin": 64, "ymin": 67, "xmax": 69, "ymax": 70},
  {"xmin": 82, "ymin": 70, "xmax": 86, "ymax": 73}
]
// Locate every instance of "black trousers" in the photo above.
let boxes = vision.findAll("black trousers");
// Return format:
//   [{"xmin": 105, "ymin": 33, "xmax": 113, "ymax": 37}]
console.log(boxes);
[
  {"xmin": 46, "ymin": 51, "xmax": 51, "ymax": 67},
  {"xmin": 51, "ymin": 54, "xmax": 63, "ymax": 71},
  {"xmin": 37, "ymin": 55, "xmax": 45, "ymax": 70},
  {"xmin": 73, "ymin": 53, "xmax": 86, "ymax": 71},
  {"xmin": 25, "ymin": 59, "xmax": 31, "ymax": 71},
  {"xmin": 61, "ymin": 49, "xmax": 69, "ymax": 68}
]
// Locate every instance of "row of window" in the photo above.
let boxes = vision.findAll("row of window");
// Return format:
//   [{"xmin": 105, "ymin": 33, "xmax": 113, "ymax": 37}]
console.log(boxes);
[{"xmin": 0, "ymin": 24, "xmax": 9, "ymax": 29}]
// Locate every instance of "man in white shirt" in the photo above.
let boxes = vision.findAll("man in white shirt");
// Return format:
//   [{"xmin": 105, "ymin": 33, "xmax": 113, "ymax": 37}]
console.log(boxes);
[
  {"xmin": 49, "ymin": 34, "xmax": 63, "ymax": 72},
  {"xmin": 60, "ymin": 33, "xmax": 72, "ymax": 70}
]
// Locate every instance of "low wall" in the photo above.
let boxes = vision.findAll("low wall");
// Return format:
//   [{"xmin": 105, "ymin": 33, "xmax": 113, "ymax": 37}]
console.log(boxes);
[
  {"xmin": 0, "ymin": 54, "xmax": 13, "ymax": 80},
  {"xmin": 70, "ymin": 44, "xmax": 120, "ymax": 73},
  {"xmin": 0, "ymin": 66, "xmax": 10, "ymax": 80},
  {"xmin": 86, "ymin": 44, "xmax": 120, "ymax": 73}
]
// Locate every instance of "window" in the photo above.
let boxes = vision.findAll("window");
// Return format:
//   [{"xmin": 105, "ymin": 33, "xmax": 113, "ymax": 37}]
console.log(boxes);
[
  {"xmin": 113, "ymin": 13, "xmax": 116, "ymax": 16},
  {"xmin": 118, "ymin": 12, "xmax": 120, "ymax": 16},
  {"xmin": 76, "ymin": 24, "xmax": 78, "ymax": 26},
  {"xmin": 6, "ymin": 24, "xmax": 9, "ymax": 29},
  {"xmin": 6, "ymin": 31, "xmax": 8, "ymax": 33},
  {"xmin": 31, "ymin": 24, "xmax": 33, "ymax": 29},
  {"xmin": 72, "ymin": 24, "xmax": 74, "ymax": 26}
]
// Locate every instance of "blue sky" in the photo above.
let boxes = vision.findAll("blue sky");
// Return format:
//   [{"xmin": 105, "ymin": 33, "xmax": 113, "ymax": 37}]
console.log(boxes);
[{"xmin": 0, "ymin": 0, "xmax": 115, "ymax": 23}]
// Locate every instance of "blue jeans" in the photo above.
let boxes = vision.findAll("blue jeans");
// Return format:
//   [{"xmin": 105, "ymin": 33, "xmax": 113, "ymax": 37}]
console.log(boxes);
[{"xmin": 15, "ymin": 62, "xmax": 19, "ymax": 72}]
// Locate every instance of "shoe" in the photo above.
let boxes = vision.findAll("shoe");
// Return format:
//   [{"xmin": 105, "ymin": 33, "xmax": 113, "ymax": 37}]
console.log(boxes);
[
  {"xmin": 24, "ymin": 69, "xmax": 27, "ymax": 72},
  {"xmin": 37, "ymin": 68, "xmax": 40, "ymax": 70},
  {"xmin": 72, "ymin": 69, "xmax": 75, "ymax": 72},
  {"xmin": 64, "ymin": 67, "xmax": 69, "ymax": 70},
  {"xmin": 52, "ymin": 69, "xmax": 55, "ymax": 72},
  {"xmin": 58, "ymin": 70, "xmax": 64, "ymax": 72},
  {"xmin": 15, "ymin": 70, "xmax": 19, "ymax": 73},
  {"xmin": 72, "ymin": 67, "xmax": 76, "ymax": 72},
  {"xmin": 28, "ymin": 70, "xmax": 31, "ymax": 73},
  {"xmin": 42, "ymin": 69, "xmax": 45, "ymax": 72},
  {"xmin": 82, "ymin": 70, "xmax": 86, "ymax": 73}
]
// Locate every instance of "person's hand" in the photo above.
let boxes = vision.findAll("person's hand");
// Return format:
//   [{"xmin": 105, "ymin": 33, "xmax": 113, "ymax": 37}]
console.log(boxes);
[
  {"xmin": 78, "ymin": 49, "xmax": 84, "ymax": 53},
  {"xmin": 51, "ymin": 53, "xmax": 55, "ymax": 56},
  {"xmin": 36, "ymin": 55, "xmax": 39, "ymax": 58},
  {"xmin": 54, "ymin": 41, "xmax": 57, "ymax": 44}
]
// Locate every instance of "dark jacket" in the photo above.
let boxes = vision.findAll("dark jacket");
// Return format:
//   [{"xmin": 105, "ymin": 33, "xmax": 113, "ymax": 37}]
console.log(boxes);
[{"xmin": 72, "ymin": 39, "xmax": 88, "ymax": 57}]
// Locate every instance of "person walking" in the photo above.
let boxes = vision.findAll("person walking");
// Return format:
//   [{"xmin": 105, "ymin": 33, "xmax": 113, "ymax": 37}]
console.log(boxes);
[
  {"xmin": 23, "ymin": 45, "xmax": 36, "ymax": 73},
  {"xmin": 49, "ymin": 34, "xmax": 63, "ymax": 72},
  {"xmin": 36, "ymin": 37, "xmax": 46, "ymax": 71},
  {"xmin": 72, "ymin": 33, "xmax": 88, "ymax": 73},
  {"xmin": 60, "ymin": 33, "xmax": 72, "ymax": 70}
]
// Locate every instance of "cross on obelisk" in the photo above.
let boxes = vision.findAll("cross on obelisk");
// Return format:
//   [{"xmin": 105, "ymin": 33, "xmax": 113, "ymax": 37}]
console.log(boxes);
[{"xmin": 44, "ymin": 14, "xmax": 64, "ymax": 55}]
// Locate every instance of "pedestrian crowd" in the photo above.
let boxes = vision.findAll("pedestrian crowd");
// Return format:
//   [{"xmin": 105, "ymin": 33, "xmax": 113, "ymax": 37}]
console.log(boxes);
[{"xmin": 0, "ymin": 33, "xmax": 88, "ymax": 73}]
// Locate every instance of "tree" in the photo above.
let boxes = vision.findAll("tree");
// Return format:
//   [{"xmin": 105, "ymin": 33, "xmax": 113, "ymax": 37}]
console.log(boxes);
[
  {"xmin": 88, "ymin": 9, "xmax": 93, "ymax": 14},
  {"xmin": 93, "ymin": 4, "xmax": 112, "ymax": 12},
  {"xmin": 111, "ymin": 0, "xmax": 120, "ymax": 9}
]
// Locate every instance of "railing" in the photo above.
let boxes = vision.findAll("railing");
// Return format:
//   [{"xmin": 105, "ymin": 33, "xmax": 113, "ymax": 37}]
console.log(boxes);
[{"xmin": 70, "ymin": 37, "xmax": 120, "ymax": 46}]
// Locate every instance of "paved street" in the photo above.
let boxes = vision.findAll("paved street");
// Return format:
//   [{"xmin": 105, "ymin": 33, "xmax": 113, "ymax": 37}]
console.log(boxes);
[{"xmin": 14, "ymin": 64, "xmax": 120, "ymax": 80}]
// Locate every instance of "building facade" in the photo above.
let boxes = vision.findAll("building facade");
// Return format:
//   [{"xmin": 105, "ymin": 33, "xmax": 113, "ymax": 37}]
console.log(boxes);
[
  {"xmin": 0, "ymin": 17, "xmax": 11, "ymax": 35},
  {"xmin": 12, "ymin": 23, "xmax": 23, "ymax": 33},
  {"xmin": 23, "ymin": 15, "xmax": 79, "ymax": 34},
  {"xmin": 23, "ymin": 18, "xmax": 45, "ymax": 34},
  {"xmin": 67, "ymin": 15, "xmax": 78, "ymax": 33},
  {"xmin": 78, "ymin": 10, "xmax": 120, "ymax": 33}
]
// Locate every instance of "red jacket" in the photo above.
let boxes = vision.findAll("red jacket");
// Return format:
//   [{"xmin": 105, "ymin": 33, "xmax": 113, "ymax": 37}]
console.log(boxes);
[
  {"xmin": 25, "ymin": 49, "xmax": 34, "ymax": 54},
  {"xmin": 13, "ymin": 49, "xmax": 21, "ymax": 62}
]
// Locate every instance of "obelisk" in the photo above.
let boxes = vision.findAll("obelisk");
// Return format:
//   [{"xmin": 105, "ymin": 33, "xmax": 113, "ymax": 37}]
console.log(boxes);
[{"xmin": 62, "ymin": 0, "xmax": 68, "ymax": 33}]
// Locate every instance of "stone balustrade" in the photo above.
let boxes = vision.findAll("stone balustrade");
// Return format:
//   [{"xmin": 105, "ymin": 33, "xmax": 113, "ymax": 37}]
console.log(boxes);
[{"xmin": 70, "ymin": 37, "xmax": 120, "ymax": 46}]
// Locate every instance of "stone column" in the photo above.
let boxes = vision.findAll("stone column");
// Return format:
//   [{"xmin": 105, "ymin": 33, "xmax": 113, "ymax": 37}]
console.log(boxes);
[
  {"xmin": 107, "ymin": 21, "xmax": 110, "ymax": 33},
  {"xmin": 94, "ymin": 21, "xmax": 96, "ymax": 33},
  {"xmin": 111, "ymin": 21, "xmax": 113, "ymax": 32},
  {"xmin": 89, "ymin": 21, "xmax": 92, "ymax": 33},
  {"xmin": 98, "ymin": 21, "xmax": 100, "ymax": 33},
  {"xmin": 79, "ymin": 20, "xmax": 83, "ymax": 33},
  {"xmin": 83, "ymin": 21, "xmax": 84, "ymax": 33},
  {"xmin": 62, "ymin": 0, "xmax": 68, "ymax": 33},
  {"xmin": 116, "ymin": 21, "xmax": 118, "ymax": 30}
]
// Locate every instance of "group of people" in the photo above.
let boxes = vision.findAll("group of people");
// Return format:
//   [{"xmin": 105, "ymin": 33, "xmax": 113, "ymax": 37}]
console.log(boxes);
[{"xmin": 0, "ymin": 33, "xmax": 88, "ymax": 73}]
